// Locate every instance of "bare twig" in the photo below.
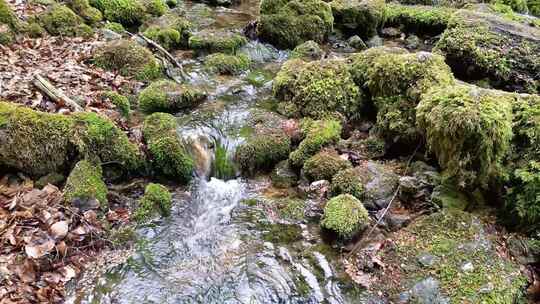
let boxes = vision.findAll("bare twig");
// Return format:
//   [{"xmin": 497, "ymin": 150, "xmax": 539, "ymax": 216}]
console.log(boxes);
[{"xmin": 32, "ymin": 74, "xmax": 83, "ymax": 112}]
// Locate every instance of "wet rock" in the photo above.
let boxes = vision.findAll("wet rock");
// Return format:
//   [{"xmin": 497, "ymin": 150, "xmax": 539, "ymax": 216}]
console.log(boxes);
[
  {"xmin": 188, "ymin": 29, "xmax": 247, "ymax": 54},
  {"xmin": 357, "ymin": 161, "xmax": 399, "ymax": 210},
  {"xmin": 304, "ymin": 198, "xmax": 324, "ymax": 220},
  {"xmin": 291, "ymin": 40, "xmax": 324, "ymax": 60},
  {"xmin": 409, "ymin": 277, "xmax": 449, "ymax": 304},
  {"xmin": 238, "ymin": 41, "xmax": 280, "ymax": 63},
  {"xmin": 384, "ymin": 211, "xmax": 411, "ymax": 231},
  {"xmin": 366, "ymin": 35, "xmax": 383, "ymax": 47},
  {"xmin": 271, "ymin": 160, "xmax": 298, "ymax": 188},
  {"xmin": 417, "ymin": 253, "xmax": 439, "ymax": 268},
  {"xmin": 304, "ymin": 180, "xmax": 330, "ymax": 200},
  {"xmin": 405, "ymin": 34, "xmax": 420, "ymax": 50},
  {"xmin": 347, "ymin": 35, "xmax": 367, "ymax": 50}
]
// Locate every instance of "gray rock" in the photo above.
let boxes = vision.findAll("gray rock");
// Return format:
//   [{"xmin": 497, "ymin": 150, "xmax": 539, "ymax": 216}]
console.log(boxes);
[
  {"xmin": 417, "ymin": 253, "xmax": 439, "ymax": 268},
  {"xmin": 307, "ymin": 180, "xmax": 330, "ymax": 200},
  {"xmin": 366, "ymin": 35, "xmax": 383, "ymax": 48},
  {"xmin": 461, "ymin": 261, "xmax": 474, "ymax": 272},
  {"xmin": 357, "ymin": 161, "xmax": 399, "ymax": 210},
  {"xmin": 405, "ymin": 34, "xmax": 421, "ymax": 50},
  {"xmin": 410, "ymin": 277, "xmax": 449, "ymax": 304},
  {"xmin": 385, "ymin": 212, "xmax": 411, "ymax": 231},
  {"xmin": 239, "ymin": 41, "xmax": 280, "ymax": 63},
  {"xmin": 101, "ymin": 29, "xmax": 122, "ymax": 41},
  {"xmin": 347, "ymin": 35, "xmax": 367, "ymax": 50}
]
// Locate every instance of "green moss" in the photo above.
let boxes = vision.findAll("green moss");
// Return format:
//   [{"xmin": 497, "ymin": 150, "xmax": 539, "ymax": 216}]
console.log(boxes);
[
  {"xmin": 93, "ymin": 39, "xmax": 162, "ymax": 80},
  {"xmin": 70, "ymin": 0, "xmax": 103, "ymax": 24},
  {"xmin": 321, "ymin": 194, "xmax": 369, "ymax": 238},
  {"xmin": 35, "ymin": 172, "xmax": 65, "ymax": 188},
  {"xmin": 290, "ymin": 40, "xmax": 323, "ymax": 60},
  {"xmin": 142, "ymin": 13, "xmax": 191, "ymax": 49},
  {"xmin": 23, "ymin": 21, "xmax": 45, "ymax": 38},
  {"xmin": 350, "ymin": 47, "xmax": 455, "ymax": 144},
  {"xmin": 330, "ymin": 0, "xmax": 385, "ymax": 38},
  {"xmin": 134, "ymin": 183, "xmax": 172, "ymax": 222},
  {"xmin": 273, "ymin": 59, "xmax": 361, "ymax": 118},
  {"xmin": 303, "ymin": 150, "xmax": 351, "ymax": 181},
  {"xmin": 530, "ymin": 0, "xmax": 540, "ymax": 16},
  {"xmin": 40, "ymin": 4, "xmax": 93, "ymax": 37},
  {"xmin": 261, "ymin": 222, "xmax": 303, "ymax": 243},
  {"xmin": 101, "ymin": 91, "xmax": 130, "ymax": 117},
  {"xmin": 494, "ymin": 0, "xmax": 528, "ymax": 13},
  {"xmin": 142, "ymin": 112, "xmax": 194, "ymax": 182},
  {"xmin": 277, "ymin": 198, "xmax": 307, "ymax": 221},
  {"xmin": 289, "ymin": 117, "xmax": 342, "ymax": 167},
  {"xmin": 91, "ymin": 0, "xmax": 146, "ymax": 26},
  {"xmin": 204, "ymin": 53, "xmax": 250, "ymax": 75},
  {"xmin": 188, "ymin": 29, "xmax": 247, "ymax": 54},
  {"xmin": 0, "ymin": 0, "xmax": 18, "ymax": 30},
  {"xmin": 143, "ymin": 26, "xmax": 180, "ymax": 49},
  {"xmin": 416, "ymin": 84, "xmax": 513, "ymax": 188},
  {"xmin": 257, "ymin": 0, "xmax": 333, "ymax": 49},
  {"xmin": 383, "ymin": 3, "xmax": 454, "ymax": 35},
  {"xmin": 330, "ymin": 168, "xmax": 363, "ymax": 199},
  {"xmin": 104, "ymin": 22, "xmax": 125, "ymax": 33},
  {"xmin": 64, "ymin": 160, "xmax": 108, "ymax": 206},
  {"xmin": 0, "ymin": 26, "xmax": 14, "ymax": 45},
  {"xmin": 510, "ymin": 94, "xmax": 540, "ymax": 166},
  {"xmin": 138, "ymin": 80, "xmax": 206, "ymax": 113},
  {"xmin": 235, "ymin": 130, "xmax": 291, "ymax": 175},
  {"xmin": 245, "ymin": 69, "xmax": 273, "ymax": 87},
  {"xmin": 506, "ymin": 161, "xmax": 540, "ymax": 230},
  {"xmin": 143, "ymin": 0, "xmax": 168, "ymax": 16}
]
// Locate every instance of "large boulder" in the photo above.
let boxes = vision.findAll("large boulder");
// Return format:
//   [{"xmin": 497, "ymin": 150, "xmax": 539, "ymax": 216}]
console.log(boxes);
[
  {"xmin": 435, "ymin": 9, "xmax": 540, "ymax": 93},
  {"xmin": 256, "ymin": 0, "xmax": 334, "ymax": 49},
  {"xmin": 330, "ymin": 0, "xmax": 385, "ymax": 38}
]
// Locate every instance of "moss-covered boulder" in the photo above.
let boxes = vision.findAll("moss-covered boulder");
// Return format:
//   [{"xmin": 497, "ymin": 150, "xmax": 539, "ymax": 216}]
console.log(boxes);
[
  {"xmin": 142, "ymin": 13, "xmax": 191, "ymax": 50},
  {"xmin": 330, "ymin": 0, "xmax": 385, "ymax": 38},
  {"xmin": 435, "ymin": 9, "xmax": 540, "ymax": 93},
  {"xmin": 188, "ymin": 29, "xmax": 247, "ymax": 54},
  {"xmin": 134, "ymin": 183, "xmax": 172, "ymax": 222},
  {"xmin": 142, "ymin": 112, "xmax": 194, "ymax": 182},
  {"xmin": 90, "ymin": 0, "xmax": 147, "ymax": 26},
  {"xmin": 0, "ymin": 102, "xmax": 143, "ymax": 177},
  {"xmin": 303, "ymin": 150, "xmax": 351, "ymax": 181},
  {"xmin": 104, "ymin": 22, "xmax": 125, "ymax": 33},
  {"xmin": 290, "ymin": 40, "xmax": 324, "ymax": 60},
  {"xmin": 416, "ymin": 84, "xmax": 513, "ymax": 188},
  {"xmin": 101, "ymin": 91, "xmax": 130, "ymax": 117},
  {"xmin": 321, "ymin": 194, "xmax": 369, "ymax": 238},
  {"xmin": 39, "ymin": 4, "xmax": 93, "ymax": 37},
  {"xmin": 69, "ymin": 0, "xmax": 103, "ymax": 24},
  {"xmin": 257, "ymin": 0, "xmax": 333, "ymax": 49},
  {"xmin": 384, "ymin": 3, "xmax": 454, "ymax": 35},
  {"xmin": 138, "ymin": 80, "xmax": 207, "ymax": 113},
  {"xmin": 350, "ymin": 47, "xmax": 455, "ymax": 144},
  {"xmin": 204, "ymin": 53, "xmax": 250, "ymax": 75},
  {"xmin": 0, "ymin": 0, "xmax": 18, "ymax": 30},
  {"xmin": 330, "ymin": 167, "xmax": 364, "ymax": 199},
  {"xmin": 93, "ymin": 39, "xmax": 162, "ymax": 80},
  {"xmin": 273, "ymin": 59, "xmax": 361, "ymax": 118},
  {"xmin": 289, "ymin": 117, "xmax": 342, "ymax": 167},
  {"xmin": 64, "ymin": 160, "xmax": 108, "ymax": 207},
  {"xmin": 143, "ymin": 0, "xmax": 168, "ymax": 17},
  {"xmin": 235, "ymin": 130, "xmax": 291, "ymax": 176}
]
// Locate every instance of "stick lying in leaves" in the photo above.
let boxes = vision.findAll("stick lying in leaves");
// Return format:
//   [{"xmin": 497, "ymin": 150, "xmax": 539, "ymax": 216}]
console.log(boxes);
[{"xmin": 33, "ymin": 74, "xmax": 84, "ymax": 112}]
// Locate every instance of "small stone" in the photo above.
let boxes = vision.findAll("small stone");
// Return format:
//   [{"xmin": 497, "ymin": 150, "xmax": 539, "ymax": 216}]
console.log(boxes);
[
  {"xmin": 461, "ymin": 261, "xmax": 474, "ymax": 272},
  {"xmin": 417, "ymin": 253, "xmax": 439, "ymax": 268},
  {"xmin": 479, "ymin": 282, "xmax": 494, "ymax": 294},
  {"xmin": 71, "ymin": 197, "xmax": 100, "ymax": 211}
]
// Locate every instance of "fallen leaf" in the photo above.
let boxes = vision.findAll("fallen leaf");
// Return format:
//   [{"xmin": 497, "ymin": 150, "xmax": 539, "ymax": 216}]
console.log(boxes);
[{"xmin": 50, "ymin": 221, "xmax": 69, "ymax": 239}]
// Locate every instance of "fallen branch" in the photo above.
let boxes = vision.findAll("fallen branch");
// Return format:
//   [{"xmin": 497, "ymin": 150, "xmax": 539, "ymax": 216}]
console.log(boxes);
[{"xmin": 33, "ymin": 74, "xmax": 83, "ymax": 112}]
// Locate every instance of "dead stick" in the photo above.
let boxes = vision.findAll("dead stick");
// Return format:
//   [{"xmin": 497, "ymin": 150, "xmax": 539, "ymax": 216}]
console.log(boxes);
[{"xmin": 33, "ymin": 74, "xmax": 83, "ymax": 112}]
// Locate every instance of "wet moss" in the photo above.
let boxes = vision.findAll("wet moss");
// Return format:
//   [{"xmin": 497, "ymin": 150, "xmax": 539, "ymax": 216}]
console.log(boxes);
[
  {"xmin": 330, "ymin": 0, "xmax": 385, "ymax": 38},
  {"xmin": 40, "ymin": 4, "xmax": 93, "ymax": 37},
  {"xmin": 204, "ymin": 53, "xmax": 250, "ymax": 75},
  {"xmin": 142, "ymin": 112, "xmax": 194, "ymax": 182},
  {"xmin": 101, "ymin": 91, "xmax": 130, "ymax": 117},
  {"xmin": 138, "ymin": 80, "xmax": 206, "ymax": 113},
  {"xmin": 350, "ymin": 47, "xmax": 455, "ymax": 144},
  {"xmin": 188, "ymin": 29, "xmax": 247, "ymax": 54},
  {"xmin": 416, "ymin": 84, "xmax": 513, "ymax": 188},
  {"xmin": 290, "ymin": 40, "xmax": 323, "ymax": 60},
  {"xmin": 91, "ymin": 0, "xmax": 146, "ymax": 26},
  {"xmin": 330, "ymin": 168, "xmax": 364, "ymax": 199},
  {"xmin": 235, "ymin": 130, "xmax": 291, "ymax": 175},
  {"xmin": 321, "ymin": 194, "xmax": 369, "ymax": 238},
  {"xmin": 93, "ymin": 39, "xmax": 162, "ymax": 80},
  {"xmin": 134, "ymin": 183, "xmax": 172, "ymax": 222},
  {"xmin": 273, "ymin": 59, "xmax": 361, "ymax": 119},
  {"xmin": 289, "ymin": 118, "xmax": 342, "ymax": 167},
  {"xmin": 383, "ymin": 3, "xmax": 454, "ymax": 35},
  {"xmin": 64, "ymin": 160, "xmax": 108, "ymax": 206},
  {"xmin": 277, "ymin": 198, "xmax": 306, "ymax": 221},
  {"xmin": 257, "ymin": 0, "xmax": 333, "ymax": 49},
  {"xmin": 303, "ymin": 150, "xmax": 351, "ymax": 182}
]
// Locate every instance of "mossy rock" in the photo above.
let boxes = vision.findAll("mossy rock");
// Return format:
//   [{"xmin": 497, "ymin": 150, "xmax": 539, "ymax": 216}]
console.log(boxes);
[
  {"xmin": 530, "ymin": 0, "xmax": 540, "ymax": 16},
  {"xmin": 143, "ymin": 0, "xmax": 168, "ymax": 17},
  {"xmin": 104, "ymin": 22, "xmax": 125, "ymax": 33},
  {"xmin": 0, "ymin": 102, "xmax": 143, "ymax": 177},
  {"xmin": 374, "ymin": 210, "xmax": 527, "ymax": 302},
  {"xmin": 142, "ymin": 13, "xmax": 191, "ymax": 49},
  {"xmin": 303, "ymin": 150, "xmax": 351, "ymax": 182},
  {"xmin": 383, "ymin": 3, "xmax": 454, "ymax": 35},
  {"xmin": 90, "ymin": 0, "xmax": 147, "ymax": 26},
  {"xmin": 321, "ymin": 194, "xmax": 369, "ymax": 238},
  {"xmin": 142, "ymin": 112, "xmax": 194, "ymax": 182},
  {"xmin": 93, "ymin": 39, "xmax": 162, "ymax": 80},
  {"xmin": 337, "ymin": 134, "xmax": 386, "ymax": 159},
  {"xmin": 0, "ymin": 0, "xmax": 19, "ymax": 30},
  {"xmin": 0, "ymin": 24, "xmax": 14, "ymax": 45},
  {"xmin": 349, "ymin": 47, "xmax": 455, "ymax": 144},
  {"xmin": 134, "ymin": 183, "xmax": 172, "ymax": 222},
  {"xmin": 430, "ymin": 183, "xmax": 470, "ymax": 210},
  {"xmin": 204, "ymin": 53, "xmax": 250, "ymax": 75},
  {"xmin": 330, "ymin": 167, "xmax": 364, "ymax": 199},
  {"xmin": 188, "ymin": 29, "xmax": 247, "ymax": 54},
  {"xmin": 257, "ymin": 0, "xmax": 333, "ymax": 49},
  {"xmin": 290, "ymin": 40, "xmax": 323, "ymax": 60},
  {"xmin": 64, "ymin": 160, "xmax": 108, "ymax": 207},
  {"xmin": 101, "ymin": 91, "xmax": 130, "ymax": 117},
  {"xmin": 273, "ymin": 59, "xmax": 361, "ymax": 119},
  {"xmin": 138, "ymin": 80, "xmax": 207, "ymax": 113},
  {"xmin": 271, "ymin": 160, "xmax": 298, "ymax": 188},
  {"xmin": 416, "ymin": 84, "xmax": 513, "ymax": 188},
  {"xmin": 39, "ymin": 4, "xmax": 93, "ymax": 37},
  {"xmin": 494, "ymin": 0, "xmax": 528, "ymax": 13},
  {"xmin": 289, "ymin": 117, "xmax": 342, "ymax": 167},
  {"xmin": 330, "ymin": 0, "xmax": 385, "ymax": 38},
  {"xmin": 435, "ymin": 9, "xmax": 540, "ymax": 93},
  {"xmin": 69, "ymin": 0, "xmax": 103, "ymax": 24},
  {"xmin": 235, "ymin": 130, "xmax": 291, "ymax": 176}
]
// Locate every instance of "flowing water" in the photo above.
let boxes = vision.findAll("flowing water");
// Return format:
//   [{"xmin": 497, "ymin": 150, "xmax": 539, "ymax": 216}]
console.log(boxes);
[{"xmin": 68, "ymin": 1, "xmax": 367, "ymax": 303}]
